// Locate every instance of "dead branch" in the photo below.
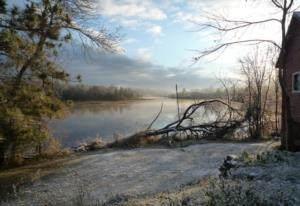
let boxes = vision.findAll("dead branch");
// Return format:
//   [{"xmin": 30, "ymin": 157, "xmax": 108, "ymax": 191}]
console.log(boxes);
[
  {"xmin": 195, "ymin": 17, "xmax": 281, "ymax": 33},
  {"xmin": 106, "ymin": 99, "xmax": 246, "ymax": 149},
  {"xmin": 176, "ymin": 84, "xmax": 180, "ymax": 120},
  {"xmin": 147, "ymin": 103, "xmax": 163, "ymax": 130},
  {"xmin": 194, "ymin": 39, "xmax": 281, "ymax": 61},
  {"xmin": 192, "ymin": 1, "xmax": 294, "ymax": 61},
  {"xmin": 145, "ymin": 99, "xmax": 244, "ymax": 138}
]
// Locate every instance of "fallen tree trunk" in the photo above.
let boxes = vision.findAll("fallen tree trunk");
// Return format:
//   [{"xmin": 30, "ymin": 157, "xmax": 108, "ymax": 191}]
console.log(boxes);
[
  {"xmin": 107, "ymin": 99, "xmax": 246, "ymax": 148},
  {"xmin": 152, "ymin": 100, "xmax": 242, "ymax": 135}
]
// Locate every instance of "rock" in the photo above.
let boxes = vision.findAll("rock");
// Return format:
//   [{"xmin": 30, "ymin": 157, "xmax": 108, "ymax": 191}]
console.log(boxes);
[
  {"xmin": 219, "ymin": 155, "xmax": 242, "ymax": 178},
  {"xmin": 74, "ymin": 145, "xmax": 86, "ymax": 152},
  {"xmin": 226, "ymin": 154, "xmax": 238, "ymax": 161},
  {"xmin": 247, "ymin": 172, "xmax": 259, "ymax": 180},
  {"xmin": 88, "ymin": 139, "xmax": 105, "ymax": 150}
]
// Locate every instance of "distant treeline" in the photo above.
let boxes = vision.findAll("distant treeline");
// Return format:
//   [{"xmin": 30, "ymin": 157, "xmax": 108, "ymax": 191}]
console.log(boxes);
[
  {"xmin": 56, "ymin": 85, "xmax": 142, "ymax": 101},
  {"xmin": 169, "ymin": 88, "xmax": 228, "ymax": 100}
]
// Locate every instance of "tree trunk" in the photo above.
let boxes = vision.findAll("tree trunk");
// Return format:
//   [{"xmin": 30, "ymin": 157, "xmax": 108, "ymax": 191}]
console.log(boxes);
[
  {"xmin": 0, "ymin": 147, "xmax": 6, "ymax": 166},
  {"xmin": 281, "ymin": 92, "xmax": 287, "ymax": 149},
  {"xmin": 275, "ymin": 80, "xmax": 279, "ymax": 134}
]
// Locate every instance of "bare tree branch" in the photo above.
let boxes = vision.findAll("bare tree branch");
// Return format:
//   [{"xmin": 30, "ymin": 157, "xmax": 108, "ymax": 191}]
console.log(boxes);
[
  {"xmin": 287, "ymin": 0, "xmax": 295, "ymax": 10},
  {"xmin": 66, "ymin": 25, "xmax": 122, "ymax": 53},
  {"xmin": 272, "ymin": 0, "xmax": 284, "ymax": 9},
  {"xmin": 147, "ymin": 103, "xmax": 164, "ymax": 130},
  {"xmin": 195, "ymin": 17, "xmax": 281, "ymax": 33},
  {"xmin": 0, "ymin": 0, "xmax": 122, "ymax": 54},
  {"xmin": 194, "ymin": 39, "xmax": 281, "ymax": 61},
  {"xmin": 108, "ymin": 100, "xmax": 246, "ymax": 148},
  {"xmin": 289, "ymin": 2, "xmax": 300, "ymax": 13}
]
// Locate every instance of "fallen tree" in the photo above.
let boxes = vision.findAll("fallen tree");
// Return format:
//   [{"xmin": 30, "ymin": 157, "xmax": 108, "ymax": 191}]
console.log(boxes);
[
  {"xmin": 107, "ymin": 99, "xmax": 246, "ymax": 149},
  {"xmin": 146, "ymin": 100, "xmax": 243, "ymax": 136}
]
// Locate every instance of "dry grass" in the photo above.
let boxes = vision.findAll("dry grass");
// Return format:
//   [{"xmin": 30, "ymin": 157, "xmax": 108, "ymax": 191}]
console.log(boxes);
[
  {"xmin": 78, "ymin": 131, "xmax": 270, "ymax": 153},
  {"xmin": 119, "ymin": 178, "xmax": 213, "ymax": 206},
  {"xmin": 41, "ymin": 137, "xmax": 71, "ymax": 158},
  {"xmin": 106, "ymin": 132, "xmax": 162, "ymax": 148}
]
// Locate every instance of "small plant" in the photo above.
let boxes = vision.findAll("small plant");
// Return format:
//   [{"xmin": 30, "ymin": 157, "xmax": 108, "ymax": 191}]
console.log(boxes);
[
  {"xmin": 237, "ymin": 151, "xmax": 257, "ymax": 165},
  {"xmin": 238, "ymin": 150, "xmax": 292, "ymax": 165},
  {"xmin": 102, "ymin": 194, "xmax": 131, "ymax": 206},
  {"xmin": 205, "ymin": 179, "xmax": 297, "ymax": 206},
  {"xmin": 255, "ymin": 151, "xmax": 291, "ymax": 164},
  {"xmin": 74, "ymin": 185, "xmax": 102, "ymax": 206}
]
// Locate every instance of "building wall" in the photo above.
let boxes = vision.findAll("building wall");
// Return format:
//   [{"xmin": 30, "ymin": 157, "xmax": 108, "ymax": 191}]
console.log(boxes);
[{"xmin": 285, "ymin": 19, "xmax": 300, "ymax": 147}]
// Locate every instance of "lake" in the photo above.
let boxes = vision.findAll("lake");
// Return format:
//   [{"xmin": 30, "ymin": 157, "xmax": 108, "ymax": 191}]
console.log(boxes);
[{"xmin": 49, "ymin": 98, "xmax": 198, "ymax": 147}]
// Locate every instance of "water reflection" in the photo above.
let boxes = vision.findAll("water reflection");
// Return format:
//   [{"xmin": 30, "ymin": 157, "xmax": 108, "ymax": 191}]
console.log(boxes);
[
  {"xmin": 49, "ymin": 99, "xmax": 196, "ymax": 147},
  {"xmin": 71, "ymin": 102, "xmax": 134, "ymax": 115}
]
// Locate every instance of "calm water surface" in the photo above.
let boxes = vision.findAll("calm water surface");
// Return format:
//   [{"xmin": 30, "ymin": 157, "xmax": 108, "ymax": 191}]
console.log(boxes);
[{"xmin": 49, "ymin": 98, "xmax": 197, "ymax": 147}]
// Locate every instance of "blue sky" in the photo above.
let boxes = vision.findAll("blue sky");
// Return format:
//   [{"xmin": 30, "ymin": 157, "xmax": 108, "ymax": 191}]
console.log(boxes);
[
  {"xmin": 9, "ymin": 0, "xmax": 292, "ymax": 91},
  {"xmin": 65, "ymin": 0, "xmax": 247, "ymax": 90},
  {"xmin": 87, "ymin": 0, "xmax": 208, "ymax": 67}
]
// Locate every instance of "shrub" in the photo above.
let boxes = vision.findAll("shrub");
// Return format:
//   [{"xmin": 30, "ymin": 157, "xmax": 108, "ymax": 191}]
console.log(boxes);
[{"xmin": 205, "ymin": 179, "xmax": 296, "ymax": 206}]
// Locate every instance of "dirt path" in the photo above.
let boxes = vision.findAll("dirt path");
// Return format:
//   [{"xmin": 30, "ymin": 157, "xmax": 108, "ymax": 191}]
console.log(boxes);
[{"xmin": 1, "ymin": 142, "xmax": 269, "ymax": 205}]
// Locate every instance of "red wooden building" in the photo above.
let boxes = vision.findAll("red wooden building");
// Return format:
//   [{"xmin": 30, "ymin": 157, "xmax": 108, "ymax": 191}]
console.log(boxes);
[{"xmin": 277, "ymin": 12, "xmax": 300, "ymax": 150}]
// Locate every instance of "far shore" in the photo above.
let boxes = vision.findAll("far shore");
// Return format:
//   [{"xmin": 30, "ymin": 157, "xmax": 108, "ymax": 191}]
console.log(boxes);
[
  {"xmin": 69, "ymin": 97, "xmax": 241, "ymax": 105},
  {"xmin": 70, "ymin": 96, "xmax": 168, "ymax": 104}
]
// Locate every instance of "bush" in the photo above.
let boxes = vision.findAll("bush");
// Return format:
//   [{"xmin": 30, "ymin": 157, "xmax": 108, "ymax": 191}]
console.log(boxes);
[
  {"xmin": 239, "ymin": 150, "xmax": 292, "ymax": 165},
  {"xmin": 205, "ymin": 179, "xmax": 296, "ymax": 206}
]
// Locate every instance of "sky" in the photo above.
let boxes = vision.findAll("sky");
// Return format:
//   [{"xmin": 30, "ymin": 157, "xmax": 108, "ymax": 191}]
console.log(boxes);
[{"xmin": 9, "ymin": 0, "xmax": 298, "ymax": 91}]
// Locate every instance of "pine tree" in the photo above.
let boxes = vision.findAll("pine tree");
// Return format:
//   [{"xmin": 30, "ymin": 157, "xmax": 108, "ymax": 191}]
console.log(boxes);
[{"xmin": 0, "ymin": 0, "xmax": 120, "ymax": 165}]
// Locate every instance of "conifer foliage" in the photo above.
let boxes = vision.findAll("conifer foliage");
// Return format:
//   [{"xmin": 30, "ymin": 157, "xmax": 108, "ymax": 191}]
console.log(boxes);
[{"xmin": 0, "ymin": 0, "xmax": 120, "ymax": 165}]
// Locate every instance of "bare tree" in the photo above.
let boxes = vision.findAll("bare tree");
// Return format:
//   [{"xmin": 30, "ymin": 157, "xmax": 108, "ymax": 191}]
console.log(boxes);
[
  {"xmin": 216, "ymin": 77, "xmax": 241, "ymax": 122},
  {"xmin": 194, "ymin": 0, "xmax": 299, "ymax": 150},
  {"xmin": 239, "ymin": 46, "xmax": 275, "ymax": 139},
  {"xmin": 216, "ymin": 77, "xmax": 241, "ymax": 104},
  {"xmin": 273, "ymin": 71, "xmax": 281, "ymax": 134}
]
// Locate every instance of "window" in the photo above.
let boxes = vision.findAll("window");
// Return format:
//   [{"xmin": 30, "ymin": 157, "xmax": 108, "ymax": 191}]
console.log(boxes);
[{"xmin": 293, "ymin": 72, "xmax": 300, "ymax": 92}]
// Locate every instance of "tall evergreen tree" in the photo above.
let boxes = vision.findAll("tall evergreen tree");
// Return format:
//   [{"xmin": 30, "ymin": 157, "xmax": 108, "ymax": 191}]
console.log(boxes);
[{"xmin": 0, "ymin": 0, "xmax": 120, "ymax": 164}]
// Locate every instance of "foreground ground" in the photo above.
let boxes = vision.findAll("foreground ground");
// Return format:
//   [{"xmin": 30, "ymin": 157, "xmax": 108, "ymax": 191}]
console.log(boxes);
[
  {"xmin": 120, "ymin": 147, "xmax": 300, "ymax": 206},
  {"xmin": 0, "ymin": 142, "xmax": 269, "ymax": 205}
]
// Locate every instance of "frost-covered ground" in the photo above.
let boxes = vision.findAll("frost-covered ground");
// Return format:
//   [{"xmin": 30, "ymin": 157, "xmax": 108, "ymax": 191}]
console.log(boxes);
[
  {"xmin": 0, "ymin": 142, "xmax": 268, "ymax": 205},
  {"xmin": 227, "ymin": 150, "xmax": 300, "ymax": 205},
  {"xmin": 119, "ymin": 149, "xmax": 300, "ymax": 206}
]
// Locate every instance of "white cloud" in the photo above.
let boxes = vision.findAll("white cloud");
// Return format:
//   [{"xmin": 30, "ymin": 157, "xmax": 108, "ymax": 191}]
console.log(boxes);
[
  {"xmin": 173, "ymin": 11, "xmax": 203, "ymax": 30},
  {"xmin": 97, "ymin": 0, "xmax": 167, "ymax": 20},
  {"xmin": 118, "ymin": 19, "xmax": 139, "ymax": 27},
  {"xmin": 146, "ymin": 25, "xmax": 163, "ymax": 36},
  {"xmin": 95, "ymin": 0, "xmax": 168, "ymax": 39},
  {"xmin": 123, "ymin": 38, "xmax": 137, "ymax": 45},
  {"xmin": 59, "ymin": 44, "xmax": 217, "ymax": 91},
  {"xmin": 136, "ymin": 48, "xmax": 152, "ymax": 62}
]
